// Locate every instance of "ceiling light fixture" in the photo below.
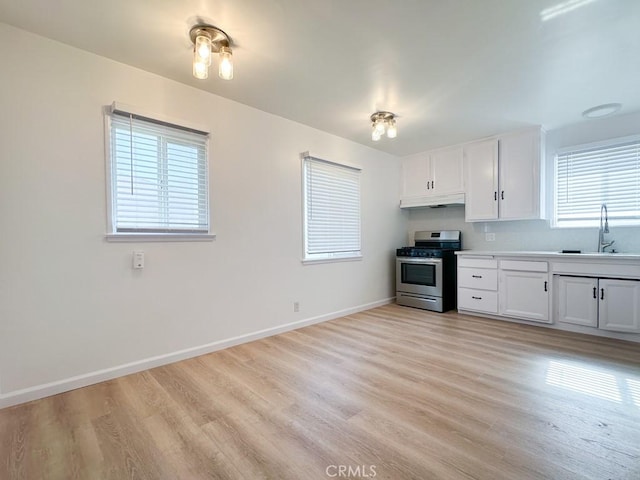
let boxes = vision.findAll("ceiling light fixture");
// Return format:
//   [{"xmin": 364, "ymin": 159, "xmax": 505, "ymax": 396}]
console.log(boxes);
[
  {"xmin": 189, "ymin": 24, "xmax": 233, "ymax": 81},
  {"xmin": 582, "ymin": 103, "xmax": 622, "ymax": 119},
  {"xmin": 540, "ymin": 0, "xmax": 597, "ymax": 22},
  {"xmin": 370, "ymin": 111, "xmax": 398, "ymax": 141}
]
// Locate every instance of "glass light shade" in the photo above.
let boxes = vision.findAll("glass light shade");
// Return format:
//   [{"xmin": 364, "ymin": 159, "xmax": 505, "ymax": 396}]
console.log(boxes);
[
  {"xmin": 374, "ymin": 118, "xmax": 386, "ymax": 134},
  {"xmin": 218, "ymin": 47, "xmax": 234, "ymax": 80},
  {"xmin": 195, "ymin": 34, "xmax": 212, "ymax": 66},
  {"xmin": 386, "ymin": 120, "xmax": 397, "ymax": 138},
  {"xmin": 193, "ymin": 60, "xmax": 209, "ymax": 80},
  {"xmin": 371, "ymin": 128, "xmax": 382, "ymax": 141}
]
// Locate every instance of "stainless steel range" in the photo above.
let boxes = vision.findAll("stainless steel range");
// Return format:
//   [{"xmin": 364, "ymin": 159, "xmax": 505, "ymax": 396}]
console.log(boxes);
[{"xmin": 396, "ymin": 230, "xmax": 461, "ymax": 312}]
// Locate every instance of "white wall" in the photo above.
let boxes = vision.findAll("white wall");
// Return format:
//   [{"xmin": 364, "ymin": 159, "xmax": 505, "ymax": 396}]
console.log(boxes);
[
  {"xmin": 408, "ymin": 111, "xmax": 640, "ymax": 253},
  {"xmin": 0, "ymin": 24, "xmax": 407, "ymax": 404}
]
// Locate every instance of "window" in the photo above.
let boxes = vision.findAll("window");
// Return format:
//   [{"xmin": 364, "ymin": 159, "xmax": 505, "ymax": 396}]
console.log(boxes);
[
  {"xmin": 106, "ymin": 105, "xmax": 210, "ymax": 238},
  {"xmin": 302, "ymin": 154, "xmax": 361, "ymax": 262},
  {"xmin": 554, "ymin": 135, "xmax": 640, "ymax": 228}
]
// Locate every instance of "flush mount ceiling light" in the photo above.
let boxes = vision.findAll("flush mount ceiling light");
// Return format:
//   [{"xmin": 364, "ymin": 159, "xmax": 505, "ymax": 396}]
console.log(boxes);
[
  {"xmin": 189, "ymin": 24, "xmax": 233, "ymax": 81},
  {"xmin": 540, "ymin": 0, "xmax": 597, "ymax": 22},
  {"xmin": 370, "ymin": 111, "xmax": 398, "ymax": 141},
  {"xmin": 582, "ymin": 103, "xmax": 622, "ymax": 119}
]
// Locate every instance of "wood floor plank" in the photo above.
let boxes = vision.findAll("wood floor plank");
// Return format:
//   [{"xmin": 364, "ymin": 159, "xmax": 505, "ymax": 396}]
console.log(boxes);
[{"xmin": 1, "ymin": 304, "xmax": 639, "ymax": 479}]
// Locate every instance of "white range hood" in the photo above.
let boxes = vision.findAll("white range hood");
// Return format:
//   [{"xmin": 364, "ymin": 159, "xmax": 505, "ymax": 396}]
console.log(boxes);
[{"xmin": 400, "ymin": 193, "xmax": 465, "ymax": 209}]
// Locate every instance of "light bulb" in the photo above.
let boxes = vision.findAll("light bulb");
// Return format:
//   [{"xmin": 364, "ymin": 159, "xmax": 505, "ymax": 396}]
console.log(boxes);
[
  {"xmin": 218, "ymin": 46, "xmax": 233, "ymax": 80},
  {"xmin": 386, "ymin": 120, "xmax": 397, "ymax": 138},
  {"xmin": 374, "ymin": 118, "xmax": 386, "ymax": 134},
  {"xmin": 195, "ymin": 34, "xmax": 212, "ymax": 66},
  {"xmin": 372, "ymin": 128, "xmax": 382, "ymax": 141},
  {"xmin": 193, "ymin": 60, "xmax": 208, "ymax": 80}
]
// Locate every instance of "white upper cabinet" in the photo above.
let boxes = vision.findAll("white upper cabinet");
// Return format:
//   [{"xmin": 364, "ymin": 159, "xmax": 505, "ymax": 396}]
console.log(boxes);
[
  {"xmin": 429, "ymin": 146, "xmax": 464, "ymax": 195},
  {"xmin": 400, "ymin": 146, "xmax": 464, "ymax": 208},
  {"xmin": 401, "ymin": 153, "xmax": 430, "ymax": 199},
  {"xmin": 464, "ymin": 127, "xmax": 544, "ymax": 222},
  {"xmin": 499, "ymin": 129, "xmax": 543, "ymax": 220},
  {"xmin": 463, "ymin": 139, "xmax": 499, "ymax": 221}
]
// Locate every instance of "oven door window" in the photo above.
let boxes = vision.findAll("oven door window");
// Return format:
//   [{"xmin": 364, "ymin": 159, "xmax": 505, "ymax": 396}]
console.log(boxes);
[{"xmin": 401, "ymin": 262, "xmax": 437, "ymax": 287}]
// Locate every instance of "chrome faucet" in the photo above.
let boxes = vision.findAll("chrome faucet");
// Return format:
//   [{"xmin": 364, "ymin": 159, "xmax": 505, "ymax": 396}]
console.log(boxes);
[{"xmin": 598, "ymin": 203, "xmax": 615, "ymax": 253}]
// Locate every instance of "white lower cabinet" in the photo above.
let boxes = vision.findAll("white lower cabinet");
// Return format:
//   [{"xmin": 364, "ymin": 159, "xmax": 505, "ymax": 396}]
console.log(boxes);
[
  {"xmin": 499, "ymin": 261, "xmax": 550, "ymax": 323},
  {"xmin": 556, "ymin": 276, "xmax": 640, "ymax": 333},
  {"xmin": 557, "ymin": 276, "xmax": 598, "ymax": 327},
  {"xmin": 599, "ymin": 279, "xmax": 640, "ymax": 332},
  {"xmin": 457, "ymin": 257, "xmax": 498, "ymax": 314},
  {"xmin": 458, "ymin": 266, "xmax": 498, "ymax": 291},
  {"xmin": 457, "ymin": 253, "xmax": 640, "ymax": 341},
  {"xmin": 458, "ymin": 288, "xmax": 498, "ymax": 314}
]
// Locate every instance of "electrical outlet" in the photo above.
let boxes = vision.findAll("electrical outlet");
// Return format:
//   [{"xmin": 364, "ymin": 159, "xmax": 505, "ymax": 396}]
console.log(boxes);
[
  {"xmin": 485, "ymin": 233, "xmax": 496, "ymax": 242},
  {"xmin": 293, "ymin": 302, "xmax": 300, "ymax": 312}
]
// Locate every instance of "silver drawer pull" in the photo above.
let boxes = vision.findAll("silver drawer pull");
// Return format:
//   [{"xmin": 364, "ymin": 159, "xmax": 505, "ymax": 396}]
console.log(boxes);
[
  {"xmin": 471, "ymin": 296, "xmax": 482, "ymax": 300},
  {"xmin": 471, "ymin": 275, "xmax": 483, "ymax": 278}
]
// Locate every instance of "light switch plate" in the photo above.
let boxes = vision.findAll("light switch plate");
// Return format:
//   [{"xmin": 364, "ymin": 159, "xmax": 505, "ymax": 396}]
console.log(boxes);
[
  {"xmin": 485, "ymin": 233, "xmax": 496, "ymax": 242},
  {"xmin": 133, "ymin": 251, "xmax": 145, "ymax": 269}
]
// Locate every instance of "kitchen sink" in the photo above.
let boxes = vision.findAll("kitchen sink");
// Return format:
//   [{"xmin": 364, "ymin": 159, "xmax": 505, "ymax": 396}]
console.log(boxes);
[{"xmin": 556, "ymin": 251, "xmax": 640, "ymax": 258}]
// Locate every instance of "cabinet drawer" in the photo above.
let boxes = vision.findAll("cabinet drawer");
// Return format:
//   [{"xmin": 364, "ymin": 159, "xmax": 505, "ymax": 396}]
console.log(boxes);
[
  {"xmin": 457, "ymin": 257, "xmax": 497, "ymax": 269},
  {"xmin": 500, "ymin": 260, "xmax": 548, "ymax": 272},
  {"xmin": 458, "ymin": 288, "xmax": 498, "ymax": 313},
  {"xmin": 458, "ymin": 267, "xmax": 498, "ymax": 290}
]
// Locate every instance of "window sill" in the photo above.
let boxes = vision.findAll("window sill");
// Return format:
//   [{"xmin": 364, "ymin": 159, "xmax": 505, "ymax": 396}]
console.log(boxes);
[
  {"xmin": 551, "ymin": 223, "xmax": 640, "ymax": 229},
  {"xmin": 302, "ymin": 254, "xmax": 362, "ymax": 265},
  {"xmin": 105, "ymin": 233, "xmax": 216, "ymax": 243}
]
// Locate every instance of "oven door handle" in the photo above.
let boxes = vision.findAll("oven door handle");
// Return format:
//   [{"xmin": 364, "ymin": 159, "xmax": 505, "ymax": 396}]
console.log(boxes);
[{"xmin": 396, "ymin": 257, "xmax": 443, "ymax": 264}]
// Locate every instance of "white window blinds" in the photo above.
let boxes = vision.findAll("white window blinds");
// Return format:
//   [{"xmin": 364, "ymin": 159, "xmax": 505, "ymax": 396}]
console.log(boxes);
[
  {"xmin": 555, "ymin": 136, "xmax": 640, "ymax": 228},
  {"xmin": 109, "ymin": 110, "xmax": 209, "ymax": 234},
  {"xmin": 303, "ymin": 155, "xmax": 361, "ymax": 261}
]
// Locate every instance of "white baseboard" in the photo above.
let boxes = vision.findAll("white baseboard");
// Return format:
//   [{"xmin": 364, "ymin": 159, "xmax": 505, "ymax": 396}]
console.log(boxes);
[{"xmin": 0, "ymin": 297, "xmax": 394, "ymax": 409}]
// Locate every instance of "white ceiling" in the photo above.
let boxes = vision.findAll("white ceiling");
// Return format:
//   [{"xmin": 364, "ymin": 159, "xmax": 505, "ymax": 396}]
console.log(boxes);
[{"xmin": 1, "ymin": 0, "xmax": 639, "ymax": 156}]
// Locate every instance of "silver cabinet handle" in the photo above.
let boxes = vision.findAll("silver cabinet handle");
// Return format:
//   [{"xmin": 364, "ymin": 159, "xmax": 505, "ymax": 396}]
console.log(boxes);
[
  {"xmin": 472, "ymin": 275, "xmax": 482, "ymax": 278},
  {"xmin": 471, "ymin": 296, "xmax": 482, "ymax": 300}
]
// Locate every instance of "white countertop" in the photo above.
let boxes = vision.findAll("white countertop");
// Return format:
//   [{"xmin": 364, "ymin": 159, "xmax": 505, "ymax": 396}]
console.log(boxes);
[{"xmin": 455, "ymin": 250, "xmax": 640, "ymax": 261}]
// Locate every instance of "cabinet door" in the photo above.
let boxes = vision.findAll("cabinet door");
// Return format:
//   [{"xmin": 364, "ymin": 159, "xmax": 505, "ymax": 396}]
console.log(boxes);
[
  {"xmin": 599, "ymin": 279, "xmax": 640, "ymax": 333},
  {"xmin": 557, "ymin": 276, "xmax": 598, "ymax": 327},
  {"xmin": 464, "ymin": 139, "xmax": 498, "ymax": 221},
  {"xmin": 401, "ymin": 154, "xmax": 429, "ymax": 198},
  {"xmin": 499, "ymin": 270, "xmax": 550, "ymax": 323},
  {"xmin": 498, "ymin": 129, "xmax": 542, "ymax": 220},
  {"xmin": 429, "ymin": 146, "xmax": 463, "ymax": 195}
]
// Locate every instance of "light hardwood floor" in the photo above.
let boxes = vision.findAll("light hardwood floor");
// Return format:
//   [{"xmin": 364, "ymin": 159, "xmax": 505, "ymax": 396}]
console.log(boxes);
[{"xmin": 1, "ymin": 304, "xmax": 639, "ymax": 479}]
